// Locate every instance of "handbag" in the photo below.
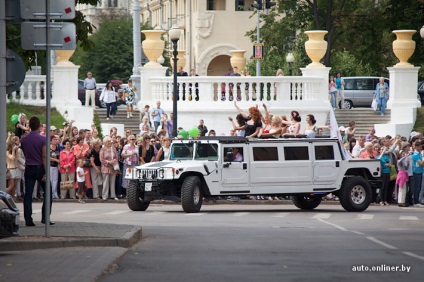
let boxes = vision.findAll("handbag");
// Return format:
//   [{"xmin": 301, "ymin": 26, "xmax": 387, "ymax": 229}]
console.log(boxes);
[
  {"xmin": 60, "ymin": 180, "xmax": 74, "ymax": 190},
  {"xmin": 371, "ymin": 98, "xmax": 377, "ymax": 111},
  {"xmin": 390, "ymin": 165, "xmax": 397, "ymax": 181},
  {"xmin": 83, "ymin": 158, "xmax": 92, "ymax": 168}
]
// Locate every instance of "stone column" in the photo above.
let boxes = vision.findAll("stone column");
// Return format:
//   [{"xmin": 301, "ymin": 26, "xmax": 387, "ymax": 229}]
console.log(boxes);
[
  {"xmin": 51, "ymin": 64, "xmax": 93, "ymax": 131},
  {"xmin": 375, "ymin": 30, "xmax": 420, "ymax": 138}
]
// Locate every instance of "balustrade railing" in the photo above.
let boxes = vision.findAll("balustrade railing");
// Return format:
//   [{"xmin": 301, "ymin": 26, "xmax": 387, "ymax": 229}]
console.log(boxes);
[
  {"xmin": 6, "ymin": 75, "xmax": 52, "ymax": 106},
  {"xmin": 149, "ymin": 76, "xmax": 322, "ymax": 106}
]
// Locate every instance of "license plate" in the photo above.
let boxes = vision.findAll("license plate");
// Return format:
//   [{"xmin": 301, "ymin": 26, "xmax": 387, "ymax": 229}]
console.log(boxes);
[{"xmin": 145, "ymin": 182, "xmax": 152, "ymax": 192}]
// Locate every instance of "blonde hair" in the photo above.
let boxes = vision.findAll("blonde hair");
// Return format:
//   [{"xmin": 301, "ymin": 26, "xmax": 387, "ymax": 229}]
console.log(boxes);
[{"xmin": 103, "ymin": 136, "xmax": 112, "ymax": 144}]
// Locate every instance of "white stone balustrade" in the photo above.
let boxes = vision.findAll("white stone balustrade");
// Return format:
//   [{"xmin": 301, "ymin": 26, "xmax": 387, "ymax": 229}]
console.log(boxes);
[{"xmin": 7, "ymin": 75, "xmax": 52, "ymax": 106}]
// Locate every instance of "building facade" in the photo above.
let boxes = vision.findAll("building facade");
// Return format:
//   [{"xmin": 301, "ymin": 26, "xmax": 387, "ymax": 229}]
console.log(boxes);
[
  {"xmin": 76, "ymin": 0, "xmax": 132, "ymax": 29},
  {"xmin": 141, "ymin": 0, "xmax": 258, "ymax": 76}
]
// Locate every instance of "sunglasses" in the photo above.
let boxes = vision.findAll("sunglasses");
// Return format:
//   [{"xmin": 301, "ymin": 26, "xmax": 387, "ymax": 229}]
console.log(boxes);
[{"xmin": 130, "ymin": 138, "xmax": 136, "ymax": 141}]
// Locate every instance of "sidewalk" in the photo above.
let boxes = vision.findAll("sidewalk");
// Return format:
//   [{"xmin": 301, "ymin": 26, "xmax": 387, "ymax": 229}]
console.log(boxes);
[{"xmin": 0, "ymin": 222, "xmax": 142, "ymax": 252}]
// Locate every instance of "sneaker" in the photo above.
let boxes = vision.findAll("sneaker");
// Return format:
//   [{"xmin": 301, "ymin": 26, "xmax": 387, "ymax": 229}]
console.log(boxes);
[
  {"xmin": 79, "ymin": 200, "xmax": 85, "ymax": 204},
  {"xmin": 106, "ymin": 118, "xmax": 110, "ymax": 120},
  {"xmin": 114, "ymin": 197, "xmax": 119, "ymax": 200},
  {"xmin": 413, "ymin": 203, "xmax": 424, "ymax": 207},
  {"xmin": 274, "ymin": 197, "xmax": 279, "ymax": 200}
]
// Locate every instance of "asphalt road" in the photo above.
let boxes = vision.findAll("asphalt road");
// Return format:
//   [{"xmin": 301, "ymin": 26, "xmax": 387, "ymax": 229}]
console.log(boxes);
[{"xmin": 16, "ymin": 202, "xmax": 424, "ymax": 281}]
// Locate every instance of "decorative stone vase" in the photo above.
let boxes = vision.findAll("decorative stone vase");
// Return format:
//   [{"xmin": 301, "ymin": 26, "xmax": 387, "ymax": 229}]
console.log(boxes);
[
  {"xmin": 304, "ymin": 30, "xmax": 328, "ymax": 68},
  {"xmin": 170, "ymin": 50, "xmax": 187, "ymax": 70},
  {"xmin": 55, "ymin": 50, "xmax": 75, "ymax": 66},
  {"xmin": 392, "ymin": 30, "xmax": 416, "ymax": 67},
  {"xmin": 142, "ymin": 30, "xmax": 165, "ymax": 67},
  {"xmin": 230, "ymin": 50, "xmax": 247, "ymax": 72}
]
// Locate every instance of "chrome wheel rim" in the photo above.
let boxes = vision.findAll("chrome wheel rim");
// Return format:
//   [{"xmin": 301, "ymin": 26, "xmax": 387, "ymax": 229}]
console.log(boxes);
[{"xmin": 351, "ymin": 185, "xmax": 366, "ymax": 204}]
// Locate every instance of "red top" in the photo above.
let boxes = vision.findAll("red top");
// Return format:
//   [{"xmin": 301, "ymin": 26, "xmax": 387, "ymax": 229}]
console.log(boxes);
[{"xmin": 59, "ymin": 149, "xmax": 76, "ymax": 173}]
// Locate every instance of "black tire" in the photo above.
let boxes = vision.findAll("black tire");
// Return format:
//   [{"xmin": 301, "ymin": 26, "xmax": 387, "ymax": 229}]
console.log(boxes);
[
  {"xmin": 99, "ymin": 100, "xmax": 106, "ymax": 108},
  {"xmin": 127, "ymin": 180, "xmax": 150, "ymax": 211},
  {"xmin": 181, "ymin": 176, "xmax": 203, "ymax": 213},
  {"xmin": 339, "ymin": 176, "xmax": 371, "ymax": 212},
  {"xmin": 292, "ymin": 195, "xmax": 322, "ymax": 210}
]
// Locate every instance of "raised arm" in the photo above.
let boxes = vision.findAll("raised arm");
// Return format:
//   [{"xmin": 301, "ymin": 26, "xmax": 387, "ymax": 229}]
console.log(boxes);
[{"xmin": 234, "ymin": 101, "xmax": 249, "ymax": 119}]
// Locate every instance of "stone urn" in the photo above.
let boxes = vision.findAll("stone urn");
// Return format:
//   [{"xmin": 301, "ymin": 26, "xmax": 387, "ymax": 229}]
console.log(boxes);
[
  {"xmin": 230, "ymin": 50, "xmax": 247, "ymax": 72},
  {"xmin": 392, "ymin": 30, "xmax": 416, "ymax": 67},
  {"xmin": 304, "ymin": 30, "xmax": 328, "ymax": 68},
  {"xmin": 55, "ymin": 49, "xmax": 76, "ymax": 66},
  {"xmin": 170, "ymin": 50, "xmax": 187, "ymax": 70},
  {"xmin": 142, "ymin": 30, "xmax": 165, "ymax": 67}
]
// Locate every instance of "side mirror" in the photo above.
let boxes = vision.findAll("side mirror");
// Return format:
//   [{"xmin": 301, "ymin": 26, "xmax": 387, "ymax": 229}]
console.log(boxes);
[{"xmin": 226, "ymin": 151, "xmax": 234, "ymax": 162}]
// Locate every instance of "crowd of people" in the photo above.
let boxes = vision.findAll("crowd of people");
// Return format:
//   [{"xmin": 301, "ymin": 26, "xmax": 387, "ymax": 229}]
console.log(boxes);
[{"xmin": 5, "ymin": 113, "xmax": 176, "ymax": 209}]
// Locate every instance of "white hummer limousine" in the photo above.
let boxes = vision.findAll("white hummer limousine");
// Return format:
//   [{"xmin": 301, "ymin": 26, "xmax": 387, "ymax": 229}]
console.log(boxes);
[{"xmin": 125, "ymin": 136, "xmax": 381, "ymax": 213}]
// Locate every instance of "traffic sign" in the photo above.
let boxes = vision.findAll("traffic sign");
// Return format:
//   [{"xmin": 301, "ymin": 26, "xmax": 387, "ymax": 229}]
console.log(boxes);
[
  {"xmin": 21, "ymin": 22, "xmax": 76, "ymax": 50},
  {"xmin": 6, "ymin": 49, "xmax": 26, "ymax": 95},
  {"xmin": 20, "ymin": 0, "xmax": 75, "ymax": 20},
  {"xmin": 253, "ymin": 43, "xmax": 264, "ymax": 60}
]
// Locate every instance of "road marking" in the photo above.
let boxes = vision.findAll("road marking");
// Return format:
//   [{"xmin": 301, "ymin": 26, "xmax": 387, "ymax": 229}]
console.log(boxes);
[
  {"xmin": 399, "ymin": 216, "xmax": 419, "ymax": 221},
  {"xmin": 184, "ymin": 213, "xmax": 207, "ymax": 216},
  {"xmin": 104, "ymin": 210, "xmax": 130, "ymax": 215},
  {"xmin": 233, "ymin": 212, "xmax": 250, "ymax": 217},
  {"xmin": 316, "ymin": 218, "xmax": 347, "ymax": 231},
  {"xmin": 403, "ymin": 252, "xmax": 424, "ymax": 261},
  {"xmin": 62, "ymin": 210, "xmax": 91, "ymax": 215},
  {"xmin": 350, "ymin": 231, "xmax": 365, "ymax": 235},
  {"xmin": 312, "ymin": 213, "xmax": 331, "ymax": 219},
  {"xmin": 356, "ymin": 214, "xmax": 374, "ymax": 220},
  {"xmin": 146, "ymin": 212, "xmax": 166, "ymax": 216},
  {"xmin": 366, "ymin": 236, "xmax": 398, "ymax": 250},
  {"xmin": 272, "ymin": 213, "xmax": 290, "ymax": 218}
]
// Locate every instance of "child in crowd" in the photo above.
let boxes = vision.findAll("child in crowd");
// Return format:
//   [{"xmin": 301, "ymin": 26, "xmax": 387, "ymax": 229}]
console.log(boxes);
[
  {"xmin": 76, "ymin": 159, "xmax": 89, "ymax": 204},
  {"xmin": 396, "ymin": 149, "xmax": 410, "ymax": 207}
]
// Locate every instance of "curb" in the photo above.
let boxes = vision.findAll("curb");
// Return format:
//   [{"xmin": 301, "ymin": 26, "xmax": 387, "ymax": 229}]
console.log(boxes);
[{"xmin": 0, "ymin": 226, "xmax": 142, "ymax": 252}]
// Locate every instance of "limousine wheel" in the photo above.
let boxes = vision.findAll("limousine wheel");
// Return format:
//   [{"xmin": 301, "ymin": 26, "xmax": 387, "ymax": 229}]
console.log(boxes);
[
  {"xmin": 292, "ymin": 195, "xmax": 322, "ymax": 210},
  {"xmin": 181, "ymin": 176, "xmax": 203, "ymax": 213},
  {"xmin": 127, "ymin": 180, "xmax": 150, "ymax": 211},
  {"xmin": 339, "ymin": 177, "xmax": 371, "ymax": 212}
]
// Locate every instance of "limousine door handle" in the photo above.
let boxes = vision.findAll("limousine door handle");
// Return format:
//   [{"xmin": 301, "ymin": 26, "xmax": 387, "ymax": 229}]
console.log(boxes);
[
  {"xmin": 243, "ymin": 163, "xmax": 247, "ymax": 170},
  {"xmin": 336, "ymin": 161, "xmax": 340, "ymax": 167}
]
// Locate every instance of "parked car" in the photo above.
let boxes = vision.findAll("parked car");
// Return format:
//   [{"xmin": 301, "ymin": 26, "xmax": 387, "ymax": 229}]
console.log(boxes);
[
  {"xmin": 78, "ymin": 80, "xmax": 105, "ymax": 108},
  {"xmin": 0, "ymin": 191, "xmax": 19, "ymax": 238},
  {"xmin": 341, "ymin": 77, "xmax": 390, "ymax": 109},
  {"xmin": 418, "ymin": 81, "xmax": 424, "ymax": 105}
]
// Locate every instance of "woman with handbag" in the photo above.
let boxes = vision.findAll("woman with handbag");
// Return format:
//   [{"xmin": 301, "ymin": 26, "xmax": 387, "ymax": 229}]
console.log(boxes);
[
  {"xmin": 100, "ymin": 136, "xmax": 119, "ymax": 200},
  {"xmin": 6, "ymin": 140, "xmax": 20, "ymax": 199},
  {"xmin": 90, "ymin": 139, "xmax": 103, "ymax": 199},
  {"xmin": 59, "ymin": 139, "xmax": 76, "ymax": 199},
  {"xmin": 73, "ymin": 137, "xmax": 92, "ymax": 196},
  {"xmin": 121, "ymin": 135, "xmax": 139, "ymax": 192},
  {"xmin": 49, "ymin": 135, "xmax": 60, "ymax": 199},
  {"xmin": 99, "ymin": 81, "xmax": 118, "ymax": 121}
]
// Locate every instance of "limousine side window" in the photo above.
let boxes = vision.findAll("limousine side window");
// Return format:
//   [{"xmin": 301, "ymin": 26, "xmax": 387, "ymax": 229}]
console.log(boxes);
[
  {"xmin": 315, "ymin": 145, "xmax": 335, "ymax": 160},
  {"xmin": 253, "ymin": 147, "xmax": 278, "ymax": 161},
  {"xmin": 284, "ymin": 146, "xmax": 309, "ymax": 161}
]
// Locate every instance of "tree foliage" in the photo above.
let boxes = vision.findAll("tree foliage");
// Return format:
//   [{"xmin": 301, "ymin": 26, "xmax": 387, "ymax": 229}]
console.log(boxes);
[
  {"xmin": 246, "ymin": 0, "xmax": 424, "ymax": 79},
  {"xmin": 71, "ymin": 13, "xmax": 151, "ymax": 82}
]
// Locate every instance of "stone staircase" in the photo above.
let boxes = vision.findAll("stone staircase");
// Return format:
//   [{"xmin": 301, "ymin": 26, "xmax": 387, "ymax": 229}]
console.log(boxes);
[
  {"xmin": 95, "ymin": 106, "xmax": 391, "ymax": 137},
  {"xmin": 95, "ymin": 105, "xmax": 141, "ymax": 134},
  {"xmin": 326, "ymin": 108, "xmax": 391, "ymax": 136}
]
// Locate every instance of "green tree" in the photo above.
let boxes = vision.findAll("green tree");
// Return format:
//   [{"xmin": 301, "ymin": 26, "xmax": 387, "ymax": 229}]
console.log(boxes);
[{"xmin": 71, "ymin": 14, "xmax": 151, "ymax": 82}]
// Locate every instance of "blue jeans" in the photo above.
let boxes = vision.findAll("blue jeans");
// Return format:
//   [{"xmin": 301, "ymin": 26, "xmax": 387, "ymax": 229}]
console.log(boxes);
[
  {"xmin": 376, "ymin": 96, "xmax": 387, "ymax": 115},
  {"xmin": 24, "ymin": 165, "xmax": 52, "ymax": 224},
  {"xmin": 106, "ymin": 102, "xmax": 117, "ymax": 118},
  {"xmin": 330, "ymin": 91, "xmax": 337, "ymax": 108},
  {"xmin": 413, "ymin": 173, "xmax": 422, "ymax": 204}
]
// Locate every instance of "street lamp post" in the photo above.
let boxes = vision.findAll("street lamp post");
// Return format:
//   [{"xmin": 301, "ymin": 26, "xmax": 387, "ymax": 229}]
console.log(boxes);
[
  {"xmin": 286, "ymin": 52, "xmax": 295, "ymax": 76},
  {"xmin": 169, "ymin": 26, "xmax": 181, "ymax": 138}
]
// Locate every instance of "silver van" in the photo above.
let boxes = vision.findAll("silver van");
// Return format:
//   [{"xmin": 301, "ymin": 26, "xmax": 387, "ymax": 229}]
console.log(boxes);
[{"xmin": 341, "ymin": 77, "xmax": 389, "ymax": 109}]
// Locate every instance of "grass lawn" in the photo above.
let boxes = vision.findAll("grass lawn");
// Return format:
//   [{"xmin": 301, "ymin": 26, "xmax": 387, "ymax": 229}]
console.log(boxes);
[{"xmin": 6, "ymin": 102, "xmax": 66, "ymax": 133}]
